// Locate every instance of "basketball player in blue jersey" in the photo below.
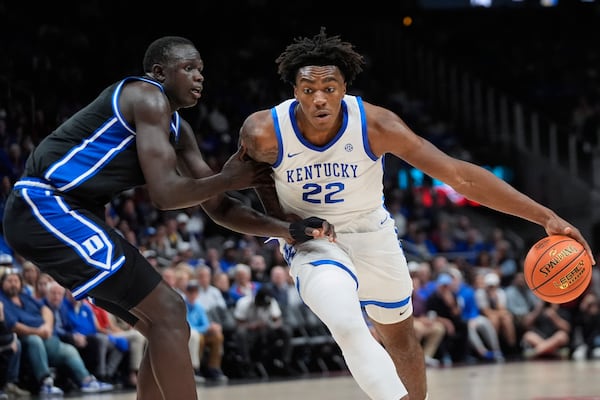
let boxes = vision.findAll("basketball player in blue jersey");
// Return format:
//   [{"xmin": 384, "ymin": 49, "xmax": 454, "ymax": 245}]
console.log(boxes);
[
  {"xmin": 2, "ymin": 36, "xmax": 334, "ymax": 400},
  {"xmin": 238, "ymin": 28, "xmax": 594, "ymax": 400}
]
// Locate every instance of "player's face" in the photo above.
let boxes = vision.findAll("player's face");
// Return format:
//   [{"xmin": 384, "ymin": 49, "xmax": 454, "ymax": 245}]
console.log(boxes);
[
  {"xmin": 162, "ymin": 44, "xmax": 204, "ymax": 109},
  {"xmin": 293, "ymin": 65, "xmax": 346, "ymax": 133}
]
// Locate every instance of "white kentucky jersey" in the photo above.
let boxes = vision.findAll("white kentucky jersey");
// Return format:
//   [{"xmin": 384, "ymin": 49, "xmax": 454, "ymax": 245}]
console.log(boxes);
[{"xmin": 271, "ymin": 95, "xmax": 385, "ymax": 231}]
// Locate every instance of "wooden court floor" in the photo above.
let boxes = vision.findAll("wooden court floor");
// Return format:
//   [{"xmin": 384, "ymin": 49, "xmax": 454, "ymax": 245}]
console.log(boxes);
[{"xmin": 60, "ymin": 359, "xmax": 600, "ymax": 400}]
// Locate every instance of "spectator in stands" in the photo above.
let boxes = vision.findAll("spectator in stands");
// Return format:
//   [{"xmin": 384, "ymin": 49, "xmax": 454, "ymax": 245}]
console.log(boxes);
[
  {"xmin": 453, "ymin": 227, "xmax": 487, "ymax": 266},
  {"xmin": 521, "ymin": 302, "xmax": 571, "ymax": 360},
  {"xmin": 475, "ymin": 272, "xmax": 518, "ymax": 353},
  {"xmin": 410, "ymin": 273, "xmax": 446, "ymax": 367},
  {"xmin": 430, "ymin": 256, "xmax": 452, "ymax": 280},
  {"xmin": 425, "ymin": 272, "xmax": 469, "ymax": 364},
  {"xmin": 20, "ymin": 262, "xmax": 39, "ymax": 298},
  {"xmin": 115, "ymin": 219, "xmax": 138, "ymax": 247},
  {"xmin": 238, "ymin": 234, "xmax": 264, "ymax": 260},
  {"xmin": 219, "ymin": 241, "xmax": 240, "ymax": 276},
  {"xmin": 144, "ymin": 224, "xmax": 173, "ymax": 268},
  {"xmin": 176, "ymin": 242, "xmax": 203, "ymax": 269},
  {"xmin": 162, "ymin": 215, "xmax": 185, "ymax": 262},
  {"xmin": 248, "ymin": 254, "xmax": 269, "ymax": 284},
  {"xmin": 182, "ymin": 206, "xmax": 206, "ymax": 246},
  {"xmin": 402, "ymin": 223, "xmax": 437, "ymax": 261},
  {"xmin": 89, "ymin": 301, "xmax": 145, "ymax": 387},
  {"xmin": 228, "ymin": 263, "xmax": 261, "ymax": 304},
  {"xmin": 572, "ymin": 292, "xmax": 600, "ymax": 360},
  {"xmin": 175, "ymin": 212, "xmax": 202, "ymax": 256},
  {"xmin": 0, "ymin": 300, "xmax": 30, "ymax": 398},
  {"xmin": 448, "ymin": 267, "xmax": 504, "ymax": 362},
  {"xmin": 264, "ymin": 265, "xmax": 291, "ymax": 311},
  {"xmin": 429, "ymin": 217, "xmax": 457, "ymax": 255},
  {"xmin": 589, "ymin": 263, "xmax": 600, "ymax": 299},
  {"xmin": 58, "ymin": 288, "xmax": 125, "ymax": 383},
  {"xmin": 412, "ymin": 261, "xmax": 436, "ymax": 300},
  {"xmin": 0, "ymin": 256, "xmax": 15, "ymax": 284},
  {"xmin": 45, "ymin": 283, "xmax": 121, "ymax": 382},
  {"xmin": 160, "ymin": 267, "xmax": 179, "ymax": 294},
  {"xmin": 172, "ymin": 262, "xmax": 195, "ymax": 294},
  {"xmin": 490, "ymin": 239, "xmax": 518, "ymax": 287},
  {"xmin": 141, "ymin": 249, "xmax": 161, "ymax": 271},
  {"xmin": 196, "ymin": 266, "xmax": 227, "ymax": 312},
  {"xmin": 204, "ymin": 247, "xmax": 222, "ymax": 274},
  {"xmin": 33, "ymin": 273, "xmax": 55, "ymax": 305},
  {"xmin": 233, "ymin": 286, "xmax": 294, "ymax": 377},
  {"xmin": 504, "ymin": 271, "xmax": 544, "ymax": 342},
  {"xmin": 113, "ymin": 196, "xmax": 143, "ymax": 243},
  {"xmin": 184, "ymin": 280, "xmax": 228, "ymax": 383},
  {"xmin": 163, "ymin": 268, "xmax": 227, "ymax": 383},
  {"xmin": 196, "ymin": 266, "xmax": 235, "ymax": 336},
  {"xmin": 0, "ymin": 301, "xmax": 12, "ymax": 400},
  {"xmin": 472, "ymin": 249, "xmax": 494, "ymax": 273},
  {"xmin": 213, "ymin": 271, "xmax": 236, "ymax": 309},
  {"xmin": 0, "ymin": 271, "xmax": 113, "ymax": 395}
]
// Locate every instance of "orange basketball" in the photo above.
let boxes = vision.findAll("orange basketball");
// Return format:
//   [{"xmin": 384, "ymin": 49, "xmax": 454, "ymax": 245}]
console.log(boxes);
[{"xmin": 523, "ymin": 235, "xmax": 592, "ymax": 304}]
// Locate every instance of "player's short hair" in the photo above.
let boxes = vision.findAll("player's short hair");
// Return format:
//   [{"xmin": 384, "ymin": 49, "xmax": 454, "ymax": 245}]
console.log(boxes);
[
  {"xmin": 276, "ymin": 26, "xmax": 365, "ymax": 86},
  {"xmin": 142, "ymin": 36, "xmax": 195, "ymax": 73}
]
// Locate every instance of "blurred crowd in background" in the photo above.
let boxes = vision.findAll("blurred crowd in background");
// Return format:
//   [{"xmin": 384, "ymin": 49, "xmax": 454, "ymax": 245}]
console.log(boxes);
[{"xmin": 0, "ymin": 0, "xmax": 599, "ymax": 395}]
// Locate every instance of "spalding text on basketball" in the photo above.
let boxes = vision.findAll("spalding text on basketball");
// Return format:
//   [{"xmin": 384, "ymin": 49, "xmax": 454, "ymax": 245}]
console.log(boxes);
[{"xmin": 539, "ymin": 245, "xmax": 578, "ymax": 277}]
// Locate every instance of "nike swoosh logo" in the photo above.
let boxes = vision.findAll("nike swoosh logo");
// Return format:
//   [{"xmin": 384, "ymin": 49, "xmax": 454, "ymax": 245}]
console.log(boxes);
[
  {"xmin": 287, "ymin": 152, "xmax": 302, "ymax": 158},
  {"xmin": 380, "ymin": 216, "xmax": 388, "ymax": 225}
]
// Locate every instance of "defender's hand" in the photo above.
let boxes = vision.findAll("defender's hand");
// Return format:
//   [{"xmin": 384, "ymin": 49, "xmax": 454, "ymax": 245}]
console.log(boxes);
[
  {"xmin": 289, "ymin": 216, "xmax": 336, "ymax": 244},
  {"xmin": 221, "ymin": 147, "xmax": 274, "ymax": 190}
]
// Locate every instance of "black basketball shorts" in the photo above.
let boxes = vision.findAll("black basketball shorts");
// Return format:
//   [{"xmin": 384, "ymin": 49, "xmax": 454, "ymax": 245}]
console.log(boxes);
[{"xmin": 3, "ymin": 179, "xmax": 162, "ymax": 325}]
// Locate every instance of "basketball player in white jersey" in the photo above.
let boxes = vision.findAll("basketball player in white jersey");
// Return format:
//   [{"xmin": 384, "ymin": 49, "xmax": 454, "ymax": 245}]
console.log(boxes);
[{"xmin": 238, "ymin": 27, "xmax": 594, "ymax": 400}]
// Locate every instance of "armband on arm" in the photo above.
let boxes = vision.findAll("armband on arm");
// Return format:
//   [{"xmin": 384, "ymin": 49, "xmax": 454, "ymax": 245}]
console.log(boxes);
[{"xmin": 289, "ymin": 217, "xmax": 327, "ymax": 243}]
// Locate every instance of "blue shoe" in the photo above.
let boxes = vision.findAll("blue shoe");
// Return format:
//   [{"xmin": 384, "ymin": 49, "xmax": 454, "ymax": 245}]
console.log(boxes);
[
  {"xmin": 80, "ymin": 376, "xmax": 114, "ymax": 393},
  {"xmin": 39, "ymin": 377, "xmax": 63, "ymax": 397}
]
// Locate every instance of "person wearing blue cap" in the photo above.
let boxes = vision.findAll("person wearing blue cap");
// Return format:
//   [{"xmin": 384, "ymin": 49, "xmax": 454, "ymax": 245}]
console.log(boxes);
[
  {"xmin": 436, "ymin": 273, "xmax": 453, "ymax": 287},
  {"xmin": 426, "ymin": 271, "xmax": 469, "ymax": 365}
]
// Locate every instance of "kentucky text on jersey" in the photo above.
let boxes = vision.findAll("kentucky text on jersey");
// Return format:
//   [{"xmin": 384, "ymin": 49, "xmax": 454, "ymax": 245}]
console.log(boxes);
[{"xmin": 286, "ymin": 162, "xmax": 359, "ymax": 183}]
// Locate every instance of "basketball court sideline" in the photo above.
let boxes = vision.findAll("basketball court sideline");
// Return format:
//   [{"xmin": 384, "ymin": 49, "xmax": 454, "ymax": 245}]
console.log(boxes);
[{"xmin": 57, "ymin": 359, "xmax": 600, "ymax": 400}]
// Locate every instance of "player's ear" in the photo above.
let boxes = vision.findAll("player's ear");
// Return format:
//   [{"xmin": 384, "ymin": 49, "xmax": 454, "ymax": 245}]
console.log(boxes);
[{"xmin": 151, "ymin": 64, "xmax": 166, "ymax": 82}]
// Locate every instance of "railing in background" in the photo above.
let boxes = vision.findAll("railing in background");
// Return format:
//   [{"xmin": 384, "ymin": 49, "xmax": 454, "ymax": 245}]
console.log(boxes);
[
  {"xmin": 394, "ymin": 36, "xmax": 596, "ymax": 189},
  {"xmin": 382, "ymin": 28, "xmax": 598, "ymax": 243}
]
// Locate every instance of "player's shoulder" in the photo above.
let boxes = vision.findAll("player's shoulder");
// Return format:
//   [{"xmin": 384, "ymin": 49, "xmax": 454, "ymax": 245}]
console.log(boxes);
[
  {"xmin": 241, "ymin": 109, "xmax": 274, "ymax": 135},
  {"xmin": 121, "ymin": 78, "xmax": 170, "ymax": 116}
]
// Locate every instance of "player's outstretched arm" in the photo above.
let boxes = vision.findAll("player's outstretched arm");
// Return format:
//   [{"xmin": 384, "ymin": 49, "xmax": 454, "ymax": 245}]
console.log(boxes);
[
  {"xmin": 201, "ymin": 195, "xmax": 335, "ymax": 244},
  {"xmin": 364, "ymin": 103, "xmax": 595, "ymax": 265}
]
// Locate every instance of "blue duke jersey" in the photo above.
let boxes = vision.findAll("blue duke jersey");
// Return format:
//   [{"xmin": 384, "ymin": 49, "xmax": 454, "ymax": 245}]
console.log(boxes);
[
  {"xmin": 272, "ymin": 95, "xmax": 384, "ymax": 232},
  {"xmin": 4, "ymin": 76, "xmax": 179, "ymax": 301},
  {"xmin": 21, "ymin": 76, "xmax": 181, "ymax": 208}
]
